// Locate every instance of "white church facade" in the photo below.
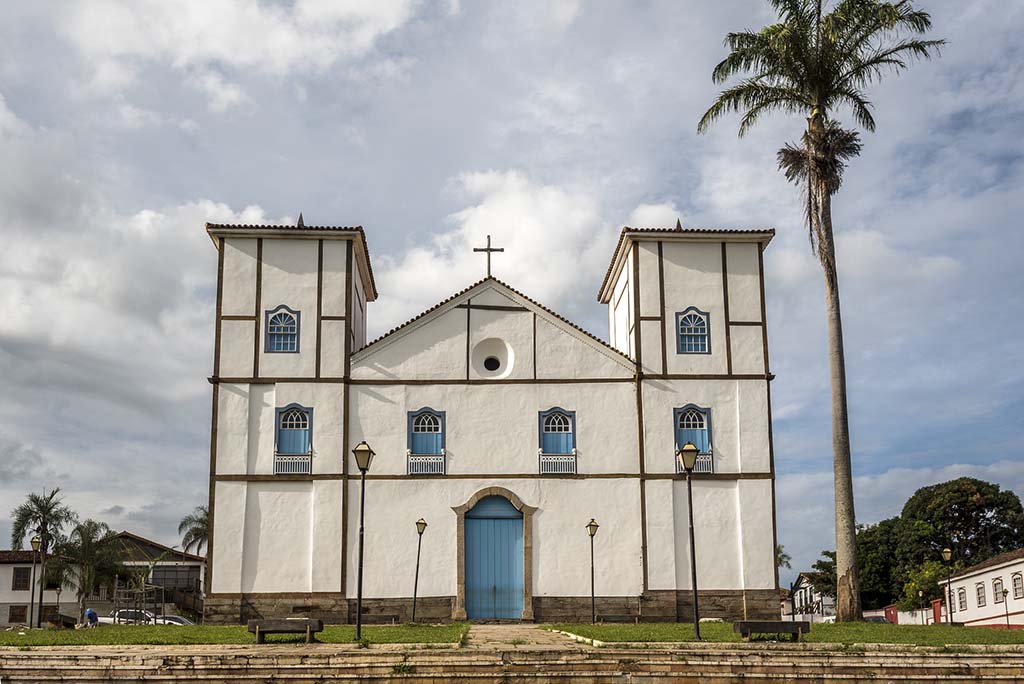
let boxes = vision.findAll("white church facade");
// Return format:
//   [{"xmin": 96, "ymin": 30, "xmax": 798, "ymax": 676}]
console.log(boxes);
[{"xmin": 203, "ymin": 221, "xmax": 779, "ymax": 623}]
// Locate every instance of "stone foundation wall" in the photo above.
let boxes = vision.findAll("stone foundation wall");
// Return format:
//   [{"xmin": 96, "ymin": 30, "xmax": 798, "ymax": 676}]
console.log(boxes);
[{"xmin": 206, "ymin": 590, "xmax": 775, "ymax": 624}]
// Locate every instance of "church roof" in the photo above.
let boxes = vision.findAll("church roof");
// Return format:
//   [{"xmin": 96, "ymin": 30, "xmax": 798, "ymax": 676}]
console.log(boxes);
[
  {"xmin": 359, "ymin": 276, "xmax": 634, "ymax": 365},
  {"xmin": 205, "ymin": 222, "xmax": 378, "ymax": 301},
  {"xmin": 598, "ymin": 224, "xmax": 775, "ymax": 303}
]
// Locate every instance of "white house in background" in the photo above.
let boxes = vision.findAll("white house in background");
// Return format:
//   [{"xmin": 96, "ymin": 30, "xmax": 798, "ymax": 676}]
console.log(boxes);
[
  {"xmin": 939, "ymin": 548, "xmax": 1024, "ymax": 627},
  {"xmin": 203, "ymin": 221, "xmax": 780, "ymax": 624},
  {"xmin": 781, "ymin": 572, "xmax": 836, "ymax": 622},
  {"xmin": 113, "ymin": 532, "xmax": 206, "ymax": 595},
  {"xmin": 0, "ymin": 551, "xmax": 77, "ymax": 626}
]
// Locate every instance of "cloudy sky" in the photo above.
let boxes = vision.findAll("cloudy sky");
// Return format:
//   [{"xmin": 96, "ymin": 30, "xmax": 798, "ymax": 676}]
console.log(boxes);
[{"xmin": 1, "ymin": 1, "xmax": 1022, "ymax": 586}]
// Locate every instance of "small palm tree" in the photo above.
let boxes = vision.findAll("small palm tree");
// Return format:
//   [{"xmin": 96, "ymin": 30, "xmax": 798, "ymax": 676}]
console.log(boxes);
[
  {"xmin": 51, "ymin": 519, "xmax": 124, "ymax": 622},
  {"xmin": 11, "ymin": 489, "xmax": 77, "ymax": 625},
  {"xmin": 178, "ymin": 505, "xmax": 208, "ymax": 556},
  {"xmin": 776, "ymin": 543, "xmax": 793, "ymax": 571},
  {"xmin": 698, "ymin": 0, "xmax": 943, "ymax": 621}
]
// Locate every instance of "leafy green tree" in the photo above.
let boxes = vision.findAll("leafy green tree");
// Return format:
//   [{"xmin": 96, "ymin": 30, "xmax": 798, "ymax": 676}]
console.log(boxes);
[
  {"xmin": 50, "ymin": 520, "xmax": 124, "ymax": 621},
  {"xmin": 856, "ymin": 518, "xmax": 903, "ymax": 609},
  {"xmin": 178, "ymin": 505, "xmax": 208, "ymax": 556},
  {"xmin": 809, "ymin": 550, "xmax": 837, "ymax": 598},
  {"xmin": 776, "ymin": 544, "xmax": 792, "ymax": 570},
  {"xmin": 10, "ymin": 489, "xmax": 77, "ymax": 625},
  {"xmin": 698, "ymin": 0, "xmax": 943, "ymax": 621},
  {"xmin": 896, "ymin": 560, "xmax": 947, "ymax": 611}
]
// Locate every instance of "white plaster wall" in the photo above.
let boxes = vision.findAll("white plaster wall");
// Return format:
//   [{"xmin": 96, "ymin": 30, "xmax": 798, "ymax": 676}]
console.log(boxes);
[
  {"xmin": 672, "ymin": 480, "xmax": 743, "ymax": 589},
  {"xmin": 642, "ymin": 380, "xmax": 742, "ymax": 475},
  {"xmin": 216, "ymin": 383, "xmax": 251, "ymax": 474},
  {"xmin": 310, "ymin": 480, "xmax": 344, "ymax": 592},
  {"xmin": 736, "ymin": 479, "xmax": 776, "ymax": 589},
  {"xmin": 349, "ymin": 383, "xmax": 638, "ymax": 475},
  {"xmin": 735, "ymin": 381, "xmax": 771, "ymax": 472},
  {"xmin": 0, "ymin": 565, "xmax": 76, "ymax": 606},
  {"xmin": 247, "ymin": 384, "xmax": 275, "ymax": 474},
  {"xmin": 222, "ymin": 238, "xmax": 258, "ymax": 316},
  {"xmin": 639, "ymin": 319, "xmax": 663, "ymax": 375},
  {"xmin": 259, "ymin": 239, "xmax": 318, "ymax": 378},
  {"xmin": 535, "ymin": 318, "xmax": 632, "ymax": 379},
  {"xmin": 272, "ymin": 383, "xmax": 346, "ymax": 474},
  {"xmin": 219, "ymin": 320, "xmax": 254, "ymax": 377},
  {"xmin": 730, "ymin": 326, "xmax": 766, "ymax": 375},
  {"xmin": 644, "ymin": 479, "xmax": 678, "ymax": 590},
  {"xmin": 471, "ymin": 288, "xmax": 516, "ymax": 307},
  {"xmin": 241, "ymin": 482, "xmax": 313, "ymax": 593},
  {"xmin": 661, "ymin": 241, "xmax": 728, "ymax": 375},
  {"xmin": 726, "ymin": 243, "xmax": 762, "ymax": 323},
  {"xmin": 321, "ymin": 240, "xmax": 348, "ymax": 317},
  {"xmin": 352, "ymin": 307, "xmax": 467, "ymax": 380},
  {"xmin": 351, "ymin": 260, "xmax": 366, "ymax": 352},
  {"xmin": 211, "ymin": 481, "xmax": 247, "ymax": 594},
  {"xmin": 320, "ymin": 319, "xmax": 346, "ymax": 377},
  {"xmin": 468, "ymin": 308, "xmax": 533, "ymax": 380},
  {"xmin": 945, "ymin": 561, "xmax": 1024, "ymax": 626},
  {"xmin": 609, "ymin": 255, "xmax": 633, "ymax": 357},
  {"xmin": 345, "ymin": 478, "xmax": 642, "ymax": 599},
  {"xmin": 637, "ymin": 242, "xmax": 662, "ymax": 317}
]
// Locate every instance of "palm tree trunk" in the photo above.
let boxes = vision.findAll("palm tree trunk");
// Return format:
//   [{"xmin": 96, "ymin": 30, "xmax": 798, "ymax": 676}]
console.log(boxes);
[{"xmin": 817, "ymin": 183, "xmax": 862, "ymax": 622}]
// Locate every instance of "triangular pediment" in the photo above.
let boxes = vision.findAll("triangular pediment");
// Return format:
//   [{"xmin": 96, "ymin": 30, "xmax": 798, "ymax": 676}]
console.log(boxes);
[{"xmin": 351, "ymin": 278, "xmax": 634, "ymax": 381}]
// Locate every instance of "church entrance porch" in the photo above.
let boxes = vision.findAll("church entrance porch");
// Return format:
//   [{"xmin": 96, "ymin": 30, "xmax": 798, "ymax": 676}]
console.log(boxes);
[{"xmin": 465, "ymin": 496, "xmax": 524, "ymax": 619}]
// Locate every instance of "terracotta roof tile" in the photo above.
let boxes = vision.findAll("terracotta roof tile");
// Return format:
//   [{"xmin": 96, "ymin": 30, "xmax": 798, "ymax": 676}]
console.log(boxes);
[
  {"xmin": 205, "ymin": 222, "xmax": 377, "ymax": 300},
  {"xmin": 598, "ymin": 225, "xmax": 775, "ymax": 302},
  {"xmin": 949, "ymin": 548, "xmax": 1024, "ymax": 581},
  {"xmin": 0, "ymin": 550, "xmax": 36, "ymax": 563}
]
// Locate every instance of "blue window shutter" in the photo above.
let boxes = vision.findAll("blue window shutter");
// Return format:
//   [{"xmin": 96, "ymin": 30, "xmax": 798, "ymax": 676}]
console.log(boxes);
[
  {"xmin": 411, "ymin": 431, "xmax": 442, "ymax": 455},
  {"xmin": 542, "ymin": 431, "xmax": 572, "ymax": 454},
  {"xmin": 279, "ymin": 428, "xmax": 309, "ymax": 454},
  {"xmin": 678, "ymin": 428, "xmax": 709, "ymax": 452}
]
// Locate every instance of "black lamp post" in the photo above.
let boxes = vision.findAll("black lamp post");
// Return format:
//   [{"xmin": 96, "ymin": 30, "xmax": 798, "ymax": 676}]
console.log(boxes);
[
  {"xmin": 35, "ymin": 534, "xmax": 48, "ymax": 628},
  {"xmin": 586, "ymin": 519, "xmax": 599, "ymax": 624},
  {"xmin": 28, "ymin": 536, "xmax": 41, "ymax": 628},
  {"xmin": 941, "ymin": 547, "xmax": 953, "ymax": 624},
  {"xmin": 677, "ymin": 442, "xmax": 701, "ymax": 640},
  {"xmin": 352, "ymin": 441, "xmax": 375, "ymax": 642},
  {"xmin": 412, "ymin": 518, "xmax": 427, "ymax": 623},
  {"xmin": 1003, "ymin": 589, "xmax": 1011, "ymax": 629}
]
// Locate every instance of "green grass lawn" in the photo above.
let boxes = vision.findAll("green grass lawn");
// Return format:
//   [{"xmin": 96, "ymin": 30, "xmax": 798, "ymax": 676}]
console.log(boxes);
[
  {"xmin": 0, "ymin": 623, "xmax": 469, "ymax": 647},
  {"xmin": 545, "ymin": 622, "xmax": 1024, "ymax": 646}
]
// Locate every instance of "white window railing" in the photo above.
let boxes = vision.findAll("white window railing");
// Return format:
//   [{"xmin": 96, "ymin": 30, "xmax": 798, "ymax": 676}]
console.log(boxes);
[
  {"xmin": 675, "ymin": 449, "xmax": 714, "ymax": 474},
  {"xmin": 539, "ymin": 449, "xmax": 577, "ymax": 474},
  {"xmin": 274, "ymin": 452, "xmax": 311, "ymax": 475},
  {"xmin": 407, "ymin": 449, "xmax": 446, "ymax": 475}
]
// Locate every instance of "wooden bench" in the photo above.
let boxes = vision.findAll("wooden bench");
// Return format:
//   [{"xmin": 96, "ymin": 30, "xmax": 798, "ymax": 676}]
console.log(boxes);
[
  {"xmin": 733, "ymin": 620, "xmax": 811, "ymax": 642},
  {"xmin": 247, "ymin": 618, "xmax": 324, "ymax": 644}
]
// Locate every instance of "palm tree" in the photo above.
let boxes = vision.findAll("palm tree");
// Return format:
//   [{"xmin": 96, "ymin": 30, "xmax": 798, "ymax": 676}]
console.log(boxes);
[
  {"xmin": 11, "ymin": 489, "xmax": 77, "ymax": 625},
  {"xmin": 698, "ymin": 0, "xmax": 943, "ymax": 621},
  {"xmin": 50, "ymin": 520, "xmax": 124, "ymax": 621},
  {"xmin": 776, "ymin": 543, "xmax": 793, "ymax": 571},
  {"xmin": 178, "ymin": 505, "xmax": 208, "ymax": 556}
]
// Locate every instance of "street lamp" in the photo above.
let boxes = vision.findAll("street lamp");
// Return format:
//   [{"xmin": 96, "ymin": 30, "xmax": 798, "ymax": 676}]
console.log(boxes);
[
  {"xmin": 586, "ymin": 519, "xmax": 599, "ymax": 624},
  {"xmin": 1003, "ymin": 589, "xmax": 1011, "ymax": 629},
  {"xmin": 941, "ymin": 547, "xmax": 953, "ymax": 625},
  {"xmin": 677, "ymin": 441, "xmax": 701, "ymax": 640},
  {"xmin": 34, "ymin": 534, "xmax": 48, "ymax": 628},
  {"xmin": 352, "ymin": 441, "xmax": 375, "ymax": 642},
  {"xmin": 28, "ymin": 536, "xmax": 41, "ymax": 628},
  {"xmin": 412, "ymin": 518, "xmax": 427, "ymax": 623}
]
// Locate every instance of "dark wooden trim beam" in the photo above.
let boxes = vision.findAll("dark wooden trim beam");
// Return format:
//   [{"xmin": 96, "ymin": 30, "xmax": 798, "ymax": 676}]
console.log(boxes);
[
  {"xmin": 209, "ymin": 471, "xmax": 774, "ymax": 482},
  {"xmin": 221, "ymin": 315, "xmax": 256, "ymax": 321},
  {"xmin": 206, "ymin": 237, "xmax": 226, "ymax": 597},
  {"xmin": 321, "ymin": 315, "xmax": 346, "ymax": 321},
  {"xmin": 464, "ymin": 297, "xmax": 471, "ymax": 380},
  {"xmin": 721, "ymin": 242, "xmax": 733, "ymax": 375},
  {"xmin": 631, "ymin": 242, "xmax": 649, "ymax": 592},
  {"xmin": 638, "ymin": 315, "xmax": 661, "ymax": 321},
  {"xmin": 658, "ymin": 241, "xmax": 667, "ymax": 376},
  {"xmin": 216, "ymin": 474, "xmax": 345, "ymax": 482},
  {"xmin": 729, "ymin": 321, "xmax": 764, "ymax": 327},
  {"xmin": 209, "ymin": 374, "xmax": 763, "ymax": 384},
  {"xmin": 315, "ymin": 239, "xmax": 323, "ymax": 379},
  {"xmin": 759, "ymin": 241, "xmax": 780, "ymax": 590},
  {"xmin": 455, "ymin": 303, "xmax": 529, "ymax": 312},
  {"xmin": 341, "ymin": 240, "xmax": 353, "ymax": 597},
  {"xmin": 532, "ymin": 312, "xmax": 538, "ymax": 380}
]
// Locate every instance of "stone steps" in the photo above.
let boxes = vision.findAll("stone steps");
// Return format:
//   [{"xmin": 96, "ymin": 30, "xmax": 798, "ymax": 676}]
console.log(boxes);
[{"xmin": 3, "ymin": 647, "xmax": 1024, "ymax": 683}]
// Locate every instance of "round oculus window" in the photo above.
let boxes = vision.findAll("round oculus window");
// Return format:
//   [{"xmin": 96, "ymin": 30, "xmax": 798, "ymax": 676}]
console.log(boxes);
[
  {"xmin": 483, "ymin": 356, "xmax": 501, "ymax": 371},
  {"xmin": 471, "ymin": 337, "xmax": 514, "ymax": 378}
]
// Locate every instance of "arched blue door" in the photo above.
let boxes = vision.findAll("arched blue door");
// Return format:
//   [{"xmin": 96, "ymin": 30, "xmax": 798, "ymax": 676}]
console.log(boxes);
[{"xmin": 465, "ymin": 496, "xmax": 524, "ymax": 619}]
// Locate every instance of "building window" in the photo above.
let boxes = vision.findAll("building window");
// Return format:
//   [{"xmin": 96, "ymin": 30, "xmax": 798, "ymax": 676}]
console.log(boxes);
[
  {"xmin": 7, "ymin": 605, "xmax": 27, "ymax": 624},
  {"xmin": 539, "ymin": 408, "xmax": 576, "ymax": 474},
  {"xmin": 976, "ymin": 583, "xmax": 986, "ymax": 607},
  {"xmin": 994, "ymin": 578, "xmax": 1005, "ymax": 603},
  {"xmin": 274, "ymin": 404, "xmax": 312, "ymax": 474},
  {"xmin": 265, "ymin": 306, "xmax": 300, "ymax": 353},
  {"xmin": 11, "ymin": 567, "xmax": 30, "ymax": 591},
  {"xmin": 675, "ymin": 307, "xmax": 710, "ymax": 354},
  {"xmin": 957, "ymin": 587, "xmax": 967, "ymax": 611},
  {"xmin": 674, "ymin": 405, "xmax": 714, "ymax": 473},
  {"xmin": 407, "ymin": 408, "xmax": 446, "ymax": 475},
  {"xmin": 1013, "ymin": 573, "xmax": 1023, "ymax": 600}
]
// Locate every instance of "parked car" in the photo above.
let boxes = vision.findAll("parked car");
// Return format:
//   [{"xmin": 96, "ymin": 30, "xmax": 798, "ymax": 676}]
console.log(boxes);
[
  {"xmin": 96, "ymin": 609, "xmax": 156, "ymax": 625},
  {"xmin": 154, "ymin": 615, "xmax": 195, "ymax": 626}
]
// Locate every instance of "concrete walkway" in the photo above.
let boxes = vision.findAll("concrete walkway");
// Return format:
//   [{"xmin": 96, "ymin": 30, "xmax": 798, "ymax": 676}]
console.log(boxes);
[{"xmin": 464, "ymin": 623, "xmax": 587, "ymax": 650}]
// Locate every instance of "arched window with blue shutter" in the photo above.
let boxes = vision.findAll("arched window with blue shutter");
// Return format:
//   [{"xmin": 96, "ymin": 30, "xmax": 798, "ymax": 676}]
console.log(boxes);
[
  {"xmin": 539, "ymin": 408, "xmax": 575, "ymax": 455},
  {"xmin": 675, "ymin": 307, "xmax": 710, "ymax": 354},
  {"xmin": 265, "ymin": 305, "xmax": 300, "ymax": 353},
  {"xmin": 276, "ymin": 405, "xmax": 312, "ymax": 455},
  {"xmin": 674, "ymin": 405, "xmax": 711, "ymax": 454},
  {"xmin": 408, "ymin": 408, "xmax": 445, "ymax": 455}
]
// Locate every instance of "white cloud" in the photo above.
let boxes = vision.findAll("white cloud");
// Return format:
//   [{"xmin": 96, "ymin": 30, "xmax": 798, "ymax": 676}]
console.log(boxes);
[
  {"xmin": 627, "ymin": 202, "xmax": 682, "ymax": 228},
  {"xmin": 187, "ymin": 70, "xmax": 249, "ymax": 113}
]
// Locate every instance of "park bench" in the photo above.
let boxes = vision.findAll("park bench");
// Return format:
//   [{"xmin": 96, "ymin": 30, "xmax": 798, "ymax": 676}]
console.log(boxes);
[
  {"xmin": 247, "ymin": 618, "xmax": 324, "ymax": 644},
  {"xmin": 733, "ymin": 620, "xmax": 811, "ymax": 642}
]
